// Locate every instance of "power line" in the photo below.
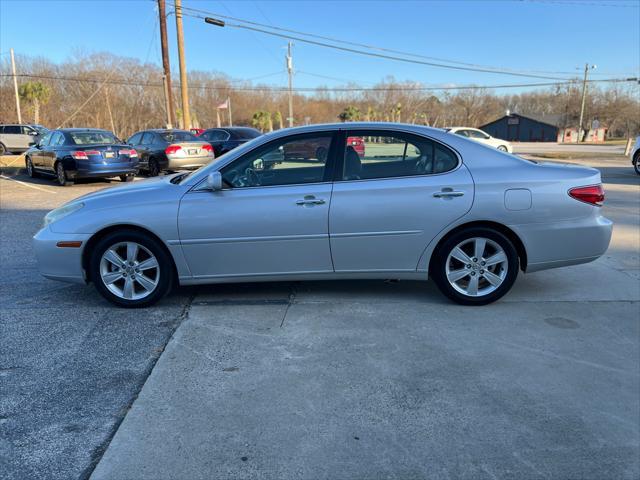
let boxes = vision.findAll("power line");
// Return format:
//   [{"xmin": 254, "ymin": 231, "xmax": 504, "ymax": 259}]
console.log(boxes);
[{"xmin": 1, "ymin": 72, "xmax": 636, "ymax": 92}]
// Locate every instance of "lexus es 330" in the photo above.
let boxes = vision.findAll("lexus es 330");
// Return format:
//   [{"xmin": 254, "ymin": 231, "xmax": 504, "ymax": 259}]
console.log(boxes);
[{"xmin": 33, "ymin": 123, "xmax": 612, "ymax": 307}]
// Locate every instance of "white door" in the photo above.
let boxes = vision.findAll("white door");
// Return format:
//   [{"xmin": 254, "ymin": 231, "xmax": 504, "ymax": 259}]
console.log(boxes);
[
  {"xmin": 178, "ymin": 132, "xmax": 337, "ymax": 279},
  {"xmin": 329, "ymin": 130, "xmax": 474, "ymax": 272}
]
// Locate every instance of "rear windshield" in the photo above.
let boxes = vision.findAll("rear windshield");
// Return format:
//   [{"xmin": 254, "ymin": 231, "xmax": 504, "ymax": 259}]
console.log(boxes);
[
  {"xmin": 230, "ymin": 128, "xmax": 261, "ymax": 140},
  {"xmin": 69, "ymin": 131, "xmax": 119, "ymax": 145},
  {"xmin": 160, "ymin": 131, "xmax": 198, "ymax": 142}
]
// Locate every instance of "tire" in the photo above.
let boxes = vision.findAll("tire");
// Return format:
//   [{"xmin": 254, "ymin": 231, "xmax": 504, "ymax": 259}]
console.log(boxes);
[
  {"xmin": 634, "ymin": 153, "xmax": 640, "ymax": 176},
  {"xmin": 497, "ymin": 145, "xmax": 508, "ymax": 152},
  {"xmin": 0, "ymin": 143, "xmax": 6, "ymax": 155},
  {"xmin": 26, "ymin": 156, "xmax": 39, "ymax": 178},
  {"xmin": 89, "ymin": 230, "xmax": 174, "ymax": 308},
  {"xmin": 120, "ymin": 174, "xmax": 134, "ymax": 182},
  {"xmin": 148, "ymin": 158, "xmax": 160, "ymax": 177},
  {"xmin": 430, "ymin": 227, "xmax": 519, "ymax": 306},
  {"xmin": 55, "ymin": 161, "xmax": 73, "ymax": 186}
]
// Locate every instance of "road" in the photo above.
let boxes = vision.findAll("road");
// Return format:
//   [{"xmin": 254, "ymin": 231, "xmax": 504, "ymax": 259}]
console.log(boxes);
[{"xmin": 0, "ymin": 153, "xmax": 638, "ymax": 480}]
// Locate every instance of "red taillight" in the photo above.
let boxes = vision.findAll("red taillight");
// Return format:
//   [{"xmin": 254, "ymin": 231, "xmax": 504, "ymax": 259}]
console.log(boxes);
[
  {"xmin": 119, "ymin": 148, "xmax": 138, "ymax": 158},
  {"xmin": 71, "ymin": 151, "xmax": 88, "ymax": 159},
  {"xmin": 202, "ymin": 144, "xmax": 213, "ymax": 153},
  {"xmin": 569, "ymin": 184, "xmax": 605, "ymax": 206},
  {"xmin": 165, "ymin": 144, "xmax": 182, "ymax": 155}
]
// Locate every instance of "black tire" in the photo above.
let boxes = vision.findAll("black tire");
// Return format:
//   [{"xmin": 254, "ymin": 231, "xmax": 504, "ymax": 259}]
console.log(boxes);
[
  {"xmin": 55, "ymin": 161, "xmax": 73, "ymax": 186},
  {"xmin": 120, "ymin": 174, "xmax": 134, "ymax": 182},
  {"xmin": 26, "ymin": 156, "xmax": 39, "ymax": 178},
  {"xmin": 89, "ymin": 230, "xmax": 174, "ymax": 308},
  {"xmin": 0, "ymin": 143, "xmax": 6, "ymax": 155},
  {"xmin": 497, "ymin": 145, "xmax": 508, "ymax": 152},
  {"xmin": 148, "ymin": 158, "xmax": 160, "ymax": 177},
  {"xmin": 634, "ymin": 153, "xmax": 640, "ymax": 176},
  {"xmin": 430, "ymin": 227, "xmax": 519, "ymax": 306}
]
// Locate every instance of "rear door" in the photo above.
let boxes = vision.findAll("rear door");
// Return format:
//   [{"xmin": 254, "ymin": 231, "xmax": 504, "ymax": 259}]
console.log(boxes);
[{"xmin": 329, "ymin": 129, "xmax": 474, "ymax": 272}]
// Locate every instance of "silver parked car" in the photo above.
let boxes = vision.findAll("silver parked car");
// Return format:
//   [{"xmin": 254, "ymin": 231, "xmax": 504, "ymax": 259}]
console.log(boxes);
[
  {"xmin": 0, "ymin": 124, "xmax": 49, "ymax": 154},
  {"xmin": 33, "ymin": 123, "xmax": 612, "ymax": 307}
]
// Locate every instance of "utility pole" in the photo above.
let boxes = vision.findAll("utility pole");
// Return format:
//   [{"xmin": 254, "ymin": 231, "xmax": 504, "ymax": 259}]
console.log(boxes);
[
  {"xmin": 577, "ymin": 63, "xmax": 596, "ymax": 143},
  {"xmin": 174, "ymin": 0, "xmax": 191, "ymax": 129},
  {"xmin": 158, "ymin": 0, "xmax": 175, "ymax": 128},
  {"xmin": 10, "ymin": 48, "xmax": 21, "ymax": 124},
  {"xmin": 286, "ymin": 42, "xmax": 293, "ymax": 128}
]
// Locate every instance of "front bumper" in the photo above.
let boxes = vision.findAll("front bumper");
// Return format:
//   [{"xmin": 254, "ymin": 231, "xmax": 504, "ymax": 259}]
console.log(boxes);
[{"xmin": 33, "ymin": 227, "xmax": 90, "ymax": 284}]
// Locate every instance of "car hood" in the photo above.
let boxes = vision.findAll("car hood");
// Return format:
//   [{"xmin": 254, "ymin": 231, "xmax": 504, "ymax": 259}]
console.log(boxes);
[{"xmin": 68, "ymin": 174, "xmax": 180, "ymax": 206}]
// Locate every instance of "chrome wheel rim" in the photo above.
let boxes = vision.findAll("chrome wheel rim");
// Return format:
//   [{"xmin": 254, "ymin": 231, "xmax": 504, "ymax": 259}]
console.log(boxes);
[
  {"xmin": 56, "ymin": 163, "xmax": 65, "ymax": 184},
  {"xmin": 99, "ymin": 241, "xmax": 160, "ymax": 300},
  {"xmin": 445, "ymin": 237, "xmax": 508, "ymax": 297},
  {"xmin": 27, "ymin": 158, "xmax": 33, "ymax": 175}
]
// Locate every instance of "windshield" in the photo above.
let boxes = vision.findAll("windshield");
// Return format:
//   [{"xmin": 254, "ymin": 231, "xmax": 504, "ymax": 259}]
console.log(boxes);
[
  {"xmin": 69, "ymin": 131, "xmax": 119, "ymax": 145},
  {"xmin": 160, "ymin": 131, "xmax": 198, "ymax": 142}
]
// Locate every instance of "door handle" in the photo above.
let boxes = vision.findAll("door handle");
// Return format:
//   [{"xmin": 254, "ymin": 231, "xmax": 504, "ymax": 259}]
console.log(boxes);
[
  {"xmin": 296, "ymin": 195, "xmax": 325, "ymax": 206},
  {"xmin": 433, "ymin": 190, "xmax": 465, "ymax": 198}
]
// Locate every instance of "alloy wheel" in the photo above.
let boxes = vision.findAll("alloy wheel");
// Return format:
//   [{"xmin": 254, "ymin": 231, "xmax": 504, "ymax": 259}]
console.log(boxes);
[
  {"xmin": 445, "ymin": 237, "xmax": 508, "ymax": 297},
  {"xmin": 56, "ymin": 163, "xmax": 66, "ymax": 185},
  {"xmin": 99, "ymin": 241, "xmax": 160, "ymax": 300},
  {"xmin": 27, "ymin": 157, "xmax": 34, "ymax": 176}
]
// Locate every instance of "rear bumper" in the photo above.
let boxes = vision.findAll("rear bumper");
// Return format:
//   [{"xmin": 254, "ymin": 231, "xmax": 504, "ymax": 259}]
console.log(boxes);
[
  {"xmin": 166, "ymin": 155, "xmax": 212, "ymax": 170},
  {"xmin": 512, "ymin": 214, "xmax": 613, "ymax": 273},
  {"xmin": 33, "ymin": 227, "xmax": 90, "ymax": 284},
  {"xmin": 67, "ymin": 167, "xmax": 138, "ymax": 179}
]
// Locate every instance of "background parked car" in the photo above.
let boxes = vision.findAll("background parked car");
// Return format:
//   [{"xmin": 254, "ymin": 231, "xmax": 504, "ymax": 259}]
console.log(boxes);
[
  {"xmin": 199, "ymin": 127, "xmax": 261, "ymax": 157},
  {"xmin": 0, "ymin": 124, "xmax": 49, "ymax": 154},
  {"xmin": 190, "ymin": 128, "xmax": 205, "ymax": 136},
  {"xmin": 127, "ymin": 129, "xmax": 214, "ymax": 176},
  {"xmin": 25, "ymin": 128, "xmax": 138, "ymax": 186},
  {"xmin": 446, "ymin": 127, "xmax": 512, "ymax": 153},
  {"xmin": 630, "ymin": 136, "xmax": 640, "ymax": 175}
]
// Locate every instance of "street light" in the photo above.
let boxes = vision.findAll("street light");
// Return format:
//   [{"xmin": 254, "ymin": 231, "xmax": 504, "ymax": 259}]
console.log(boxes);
[{"xmin": 204, "ymin": 17, "xmax": 225, "ymax": 27}]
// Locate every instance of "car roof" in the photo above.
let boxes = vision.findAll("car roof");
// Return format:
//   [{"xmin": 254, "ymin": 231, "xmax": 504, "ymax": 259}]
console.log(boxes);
[{"xmin": 58, "ymin": 128, "xmax": 114, "ymax": 133}]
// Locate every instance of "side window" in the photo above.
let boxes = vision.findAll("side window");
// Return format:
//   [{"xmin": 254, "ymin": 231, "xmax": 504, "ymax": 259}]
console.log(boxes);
[
  {"xmin": 4, "ymin": 125, "xmax": 21, "ymax": 134},
  {"xmin": 128, "ymin": 133, "xmax": 142, "ymax": 145},
  {"xmin": 204, "ymin": 130, "xmax": 228, "ymax": 142},
  {"xmin": 341, "ymin": 131, "xmax": 457, "ymax": 180},
  {"xmin": 454, "ymin": 130, "xmax": 468, "ymax": 137},
  {"xmin": 39, "ymin": 132, "xmax": 53, "ymax": 146},
  {"xmin": 0, "ymin": 126, "xmax": 4, "ymax": 133},
  {"xmin": 221, "ymin": 134, "xmax": 332, "ymax": 188},
  {"xmin": 469, "ymin": 130, "xmax": 489, "ymax": 139},
  {"xmin": 49, "ymin": 132, "xmax": 62, "ymax": 146},
  {"xmin": 141, "ymin": 132, "xmax": 154, "ymax": 145}
]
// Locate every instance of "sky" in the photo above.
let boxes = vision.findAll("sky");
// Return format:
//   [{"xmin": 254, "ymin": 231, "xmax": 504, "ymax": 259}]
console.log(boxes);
[{"xmin": 1, "ymin": 0, "xmax": 639, "ymax": 94}]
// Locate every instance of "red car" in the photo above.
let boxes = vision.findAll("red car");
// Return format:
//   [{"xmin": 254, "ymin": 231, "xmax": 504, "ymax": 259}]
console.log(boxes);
[
  {"xmin": 346, "ymin": 136, "xmax": 365, "ymax": 157},
  {"xmin": 282, "ymin": 136, "xmax": 365, "ymax": 162},
  {"xmin": 190, "ymin": 128, "xmax": 205, "ymax": 137}
]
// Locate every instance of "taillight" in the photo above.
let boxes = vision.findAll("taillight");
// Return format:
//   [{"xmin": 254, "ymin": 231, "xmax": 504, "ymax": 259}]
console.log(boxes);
[
  {"xmin": 202, "ymin": 144, "xmax": 213, "ymax": 154},
  {"xmin": 119, "ymin": 148, "xmax": 138, "ymax": 158},
  {"xmin": 71, "ymin": 150, "xmax": 100, "ymax": 159},
  {"xmin": 165, "ymin": 144, "xmax": 182, "ymax": 155},
  {"xmin": 569, "ymin": 184, "xmax": 605, "ymax": 206}
]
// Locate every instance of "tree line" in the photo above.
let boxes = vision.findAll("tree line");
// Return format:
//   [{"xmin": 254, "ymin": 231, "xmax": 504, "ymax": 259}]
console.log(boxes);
[{"xmin": 1, "ymin": 52, "xmax": 638, "ymax": 140}]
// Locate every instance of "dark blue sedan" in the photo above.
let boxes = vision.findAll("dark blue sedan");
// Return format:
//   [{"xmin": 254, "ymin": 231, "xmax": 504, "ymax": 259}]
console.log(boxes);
[
  {"xmin": 198, "ymin": 127, "xmax": 261, "ymax": 157},
  {"xmin": 24, "ymin": 128, "xmax": 139, "ymax": 186}
]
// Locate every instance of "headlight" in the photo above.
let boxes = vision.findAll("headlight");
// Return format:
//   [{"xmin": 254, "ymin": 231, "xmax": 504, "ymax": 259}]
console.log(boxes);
[{"xmin": 43, "ymin": 202, "xmax": 84, "ymax": 227}]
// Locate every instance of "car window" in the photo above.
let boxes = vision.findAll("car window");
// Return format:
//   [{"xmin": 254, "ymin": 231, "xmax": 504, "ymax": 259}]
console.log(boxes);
[
  {"xmin": 141, "ymin": 132, "xmax": 155, "ymax": 145},
  {"xmin": 230, "ymin": 128, "xmax": 261, "ymax": 140},
  {"xmin": 39, "ymin": 132, "xmax": 53, "ymax": 146},
  {"xmin": 468, "ymin": 130, "xmax": 489, "ymax": 139},
  {"xmin": 454, "ymin": 130, "xmax": 469, "ymax": 137},
  {"xmin": 341, "ymin": 130, "xmax": 457, "ymax": 180},
  {"xmin": 221, "ymin": 134, "xmax": 332, "ymax": 188},
  {"xmin": 50, "ymin": 132, "xmax": 64, "ymax": 146},
  {"xmin": 4, "ymin": 125, "xmax": 21, "ymax": 134},
  {"xmin": 128, "ymin": 133, "xmax": 142, "ymax": 145},
  {"xmin": 69, "ymin": 131, "xmax": 118, "ymax": 145},
  {"xmin": 203, "ymin": 130, "xmax": 228, "ymax": 142},
  {"xmin": 159, "ymin": 131, "xmax": 197, "ymax": 143}
]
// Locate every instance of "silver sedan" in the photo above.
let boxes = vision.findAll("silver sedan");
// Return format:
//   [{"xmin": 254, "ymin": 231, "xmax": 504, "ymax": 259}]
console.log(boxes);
[{"xmin": 33, "ymin": 123, "xmax": 612, "ymax": 307}]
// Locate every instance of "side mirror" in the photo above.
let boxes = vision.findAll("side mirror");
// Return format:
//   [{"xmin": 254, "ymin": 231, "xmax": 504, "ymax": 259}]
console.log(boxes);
[
  {"xmin": 206, "ymin": 172, "xmax": 223, "ymax": 191},
  {"xmin": 29, "ymin": 131, "xmax": 39, "ymax": 136}
]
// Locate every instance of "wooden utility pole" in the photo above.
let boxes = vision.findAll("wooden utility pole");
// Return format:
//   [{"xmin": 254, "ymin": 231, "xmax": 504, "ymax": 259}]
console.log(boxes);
[
  {"xmin": 577, "ymin": 63, "xmax": 595, "ymax": 144},
  {"xmin": 286, "ymin": 42, "xmax": 293, "ymax": 127},
  {"xmin": 158, "ymin": 0, "xmax": 175, "ymax": 128},
  {"xmin": 174, "ymin": 0, "xmax": 191, "ymax": 129},
  {"xmin": 10, "ymin": 48, "xmax": 22, "ymax": 124}
]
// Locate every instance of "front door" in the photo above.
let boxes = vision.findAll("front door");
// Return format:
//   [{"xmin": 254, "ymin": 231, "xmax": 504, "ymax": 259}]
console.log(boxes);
[
  {"xmin": 178, "ymin": 132, "xmax": 337, "ymax": 279},
  {"xmin": 329, "ymin": 129, "xmax": 474, "ymax": 272}
]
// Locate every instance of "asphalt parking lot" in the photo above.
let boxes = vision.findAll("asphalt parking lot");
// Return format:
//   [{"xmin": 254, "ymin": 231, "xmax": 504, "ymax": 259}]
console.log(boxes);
[{"xmin": 1, "ymin": 151, "xmax": 639, "ymax": 480}]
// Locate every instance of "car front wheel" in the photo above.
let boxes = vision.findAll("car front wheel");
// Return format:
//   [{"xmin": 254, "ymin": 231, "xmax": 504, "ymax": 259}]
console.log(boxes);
[
  {"xmin": 26, "ymin": 156, "xmax": 38, "ymax": 178},
  {"xmin": 634, "ymin": 153, "xmax": 640, "ymax": 175},
  {"xmin": 497, "ymin": 145, "xmax": 508, "ymax": 152},
  {"xmin": 431, "ymin": 228, "xmax": 519, "ymax": 305},
  {"xmin": 90, "ymin": 230, "xmax": 174, "ymax": 308}
]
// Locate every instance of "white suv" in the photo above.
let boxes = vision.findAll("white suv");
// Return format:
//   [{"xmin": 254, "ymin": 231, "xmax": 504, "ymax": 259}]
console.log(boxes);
[
  {"xmin": 446, "ymin": 127, "xmax": 513, "ymax": 153},
  {"xmin": 0, "ymin": 124, "xmax": 48, "ymax": 155}
]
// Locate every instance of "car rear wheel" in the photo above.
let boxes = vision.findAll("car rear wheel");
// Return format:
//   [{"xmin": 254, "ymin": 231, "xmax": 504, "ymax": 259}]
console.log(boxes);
[
  {"xmin": 148, "ymin": 158, "xmax": 160, "ymax": 177},
  {"xmin": 497, "ymin": 145, "xmax": 508, "ymax": 152},
  {"xmin": 633, "ymin": 153, "xmax": 640, "ymax": 175},
  {"xmin": 26, "ymin": 156, "xmax": 38, "ymax": 178},
  {"xmin": 55, "ymin": 162, "xmax": 73, "ymax": 186},
  {"xmin": 90, "ymin": 230, "xmax": 173, "ymax": 308},
  {"xmin": 431, "ymin": 227, "xmax": 519, "ymax": 305},
  {"xmin": 120, "ymin": 174, "xmax": 134, "ymax": 182}
]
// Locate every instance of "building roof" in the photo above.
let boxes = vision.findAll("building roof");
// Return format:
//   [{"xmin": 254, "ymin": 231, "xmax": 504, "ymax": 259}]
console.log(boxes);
[{"xmin": 480, "ymin": 112, "xmax": 565, "ymax": 129}]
